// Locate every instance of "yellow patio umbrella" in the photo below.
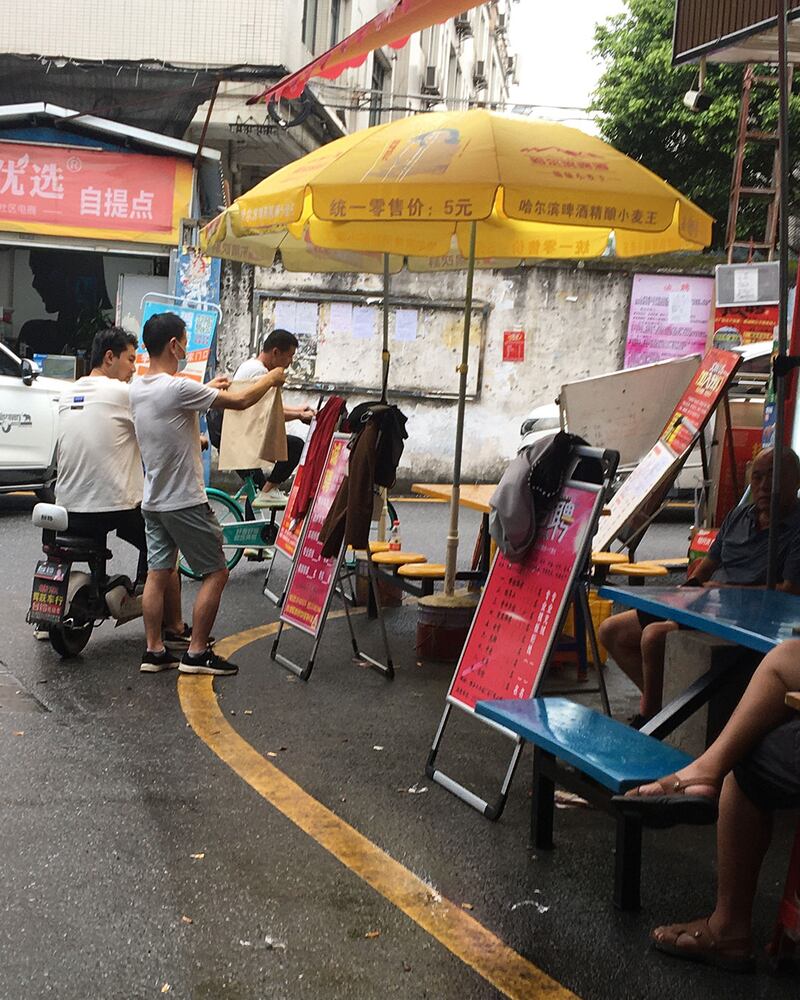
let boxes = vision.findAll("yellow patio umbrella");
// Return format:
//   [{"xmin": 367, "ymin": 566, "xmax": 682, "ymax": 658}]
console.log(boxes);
[{"xmin": 202, "ymin": 110, "xmax": 713, "ymax": 595}]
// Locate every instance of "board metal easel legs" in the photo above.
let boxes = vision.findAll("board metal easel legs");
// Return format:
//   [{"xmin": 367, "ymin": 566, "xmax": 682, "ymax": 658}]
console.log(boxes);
[
  {"xmin": 425, "ymin": 701, "xmax": 524, "ymax": 821},
  {"xmin": 270, "ymin": 549, "xmax": 394, "ymax": 682}
]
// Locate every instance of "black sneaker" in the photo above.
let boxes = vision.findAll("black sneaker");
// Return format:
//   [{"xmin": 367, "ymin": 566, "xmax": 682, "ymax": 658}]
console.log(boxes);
[
  {"xmin": 140, "ymin": 648, "xmax": 181, "ymax": 673},
  {"xmin": 179, "ymin": 647, "xmax": 238, "ymax": 676},
  {"xmin": 163, "ymin": 625, "xmax": 215, "ymax": 651}
]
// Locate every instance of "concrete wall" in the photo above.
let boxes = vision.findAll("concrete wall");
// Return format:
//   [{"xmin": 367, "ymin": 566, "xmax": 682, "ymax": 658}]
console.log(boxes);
[{"xmin": 219, "ymin": 260, "xmax": 633, "ymax": 484}]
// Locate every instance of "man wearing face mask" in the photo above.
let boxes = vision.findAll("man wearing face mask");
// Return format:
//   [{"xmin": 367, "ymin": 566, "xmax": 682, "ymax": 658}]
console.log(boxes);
[{"xmin": 130, "ymin": 312, "xmax": 286, "ymax": 676}]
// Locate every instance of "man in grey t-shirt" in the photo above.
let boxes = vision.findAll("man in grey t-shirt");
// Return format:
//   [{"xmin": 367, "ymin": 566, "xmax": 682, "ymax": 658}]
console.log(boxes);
[{"xmin": 130, "ymin": 312, "xmax": 285, "ymax": 675}]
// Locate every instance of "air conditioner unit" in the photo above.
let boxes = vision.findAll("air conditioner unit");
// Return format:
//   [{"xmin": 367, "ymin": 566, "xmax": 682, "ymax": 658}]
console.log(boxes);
[
  {"xmin": 422, "ymin": 64, "xmax": 441, "ymax": 94},
  {"xmin": 455, "ymin": 13, "xmax": 473, "ymax": 35}
]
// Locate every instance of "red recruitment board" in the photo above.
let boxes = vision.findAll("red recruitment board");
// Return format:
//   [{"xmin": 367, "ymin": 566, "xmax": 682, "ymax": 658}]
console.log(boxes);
[
  {"xmin": 660, "ymin": 348, "xmax": 741, "ymax": 457},
  {"xmin": 275, "ymin": 471, "xmax": 306, "ymax": 559},
  {"xmin": 275, "ymin": 418, "xmax": 319, "ymax": 558},
  {"xmin": 281, "ymin": 434, "xmax": 350, "ymax": 636},
  {"xmin": 448, "ymin": 484, "xmax": 597, "ymax": 711}
]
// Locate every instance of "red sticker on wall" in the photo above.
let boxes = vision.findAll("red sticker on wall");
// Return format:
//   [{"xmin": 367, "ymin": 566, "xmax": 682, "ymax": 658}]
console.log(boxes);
[{"xmin": 503, "ymin": 329, "xmax": 525, "ymax": 362}]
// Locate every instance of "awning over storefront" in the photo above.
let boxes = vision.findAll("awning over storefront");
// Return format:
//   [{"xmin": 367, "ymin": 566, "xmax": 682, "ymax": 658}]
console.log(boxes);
[
  {"xmin": 0, "ymin": 104, "xmax": 222, "ymax": 254},
  {"xmin": 673, "ymin": 0, "xmax": 800, "ymax": 64},
  {"xmin": 247, "ymin": 0, "xmax": 483, "ymax": 105}
]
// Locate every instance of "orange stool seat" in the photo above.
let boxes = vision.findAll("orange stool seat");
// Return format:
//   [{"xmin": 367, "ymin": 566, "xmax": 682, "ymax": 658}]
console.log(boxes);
[
  {"xmin": 397, "ymin": 562, "xmax": 445, "ymax": 579},
  {"xmin": 371, "ymin": 550, "xmax": 427, "ymax": 567},
  {"xmin": 369, "ymin": 540, "xmax": 391, "ymax": 553},
  {"xmin": 609, "ymin": 562, "xmax": 669, "ymax": 579},
  {"xmin": 591, "ymin": 551, "xmax": 630, "ymax": 567}
]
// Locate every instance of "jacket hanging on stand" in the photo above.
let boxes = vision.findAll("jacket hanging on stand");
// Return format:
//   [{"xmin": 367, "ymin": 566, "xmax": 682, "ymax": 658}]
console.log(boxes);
[
  {"xmin": 489, "ymin": 431, "xmax": 598, "ymax": 562},
  {"xmin": 293, "ymin": 395, "xmax": 347, "ymax": 518},
  {"xmin": 319, "ymin": 402, "xmax": 407, "ymax": 558}
]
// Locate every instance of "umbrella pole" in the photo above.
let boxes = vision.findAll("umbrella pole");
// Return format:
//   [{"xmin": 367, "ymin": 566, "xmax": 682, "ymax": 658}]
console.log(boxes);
[
  {"xmin": 444, "ymin": 221, "xmax": 477, "ymax": 596},
  {"xmin": 767, "ymin": 0, "xmax": 790, "ymax": 589},
  {"xmin": 381, "ymin": 252, "xmax": 391, "ymax": 403},
  {"xmin": 379, "ymin": 252, "xmax": 391, "ymax": 542}
]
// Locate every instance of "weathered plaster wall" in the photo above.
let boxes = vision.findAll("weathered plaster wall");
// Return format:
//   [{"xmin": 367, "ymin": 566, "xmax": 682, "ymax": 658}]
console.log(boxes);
[{"xmin": 219, "ymin": 261, "xmax": 633, "ymax": 483}]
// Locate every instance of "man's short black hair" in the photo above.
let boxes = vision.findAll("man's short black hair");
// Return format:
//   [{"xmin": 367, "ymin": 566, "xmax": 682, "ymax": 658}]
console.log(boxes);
[
  {"xmin": 261, "ymin": 328, "xmax": 299, "ymax": 354},
  {"xmin": 90, "ymin": 326, "xmax": 138, "ymax": 369},
  {"xmin": 143, "ymin": 311, "xmax": 187, "ymax": 357}
]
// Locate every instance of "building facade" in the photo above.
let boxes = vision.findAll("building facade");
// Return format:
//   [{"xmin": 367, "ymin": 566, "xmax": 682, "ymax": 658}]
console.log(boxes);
[{"xmin": 0, "ymin": 1, "xmax": 515, "ymax": 197}]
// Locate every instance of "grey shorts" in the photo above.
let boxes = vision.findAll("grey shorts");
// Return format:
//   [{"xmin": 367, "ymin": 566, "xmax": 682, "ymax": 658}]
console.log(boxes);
[
  {"xmin": 143, "ymin": 503, "xmax": 227, "ymax": 578},
  {"xmin": 734, "ymin": 716, "xmax": 800, "ymax": 811}
]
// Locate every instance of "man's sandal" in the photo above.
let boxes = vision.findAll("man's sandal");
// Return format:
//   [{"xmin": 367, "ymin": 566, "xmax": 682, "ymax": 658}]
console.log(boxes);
[
  {"xmin": 651, "ymin": 918, "xmax": 755, "ymax": 973},
  {"xmin": 610, "ymin": 774, "xmax": 720, "ymax": 828}
]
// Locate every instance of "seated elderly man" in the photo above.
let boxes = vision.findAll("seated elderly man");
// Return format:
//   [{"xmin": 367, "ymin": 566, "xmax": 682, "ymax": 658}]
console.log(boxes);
[
  {"xmin": 614, "ymin": 638, "xmax": 800, "ymax": 972},
  {"xmin": 599, "ymin": 446, "xmax": 800, "ymax": 727}
]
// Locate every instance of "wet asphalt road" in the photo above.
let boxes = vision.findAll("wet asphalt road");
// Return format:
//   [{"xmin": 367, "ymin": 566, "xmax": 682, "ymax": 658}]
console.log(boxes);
[{"xmin": 0, "ymin": 494, "xmax": 798, "ymax": 1000}]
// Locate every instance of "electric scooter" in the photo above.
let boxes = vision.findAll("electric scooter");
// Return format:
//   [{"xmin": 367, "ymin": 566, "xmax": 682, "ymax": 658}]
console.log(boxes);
[{"xmin": 27, "ymin": 503, "xmax": 142, "ymax": 657}]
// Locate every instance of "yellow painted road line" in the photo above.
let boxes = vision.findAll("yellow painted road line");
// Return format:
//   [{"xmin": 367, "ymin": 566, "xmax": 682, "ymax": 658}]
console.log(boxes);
[{"xmin": 179, "ymin": 619, "xmax": 579, "ymax": 1000}]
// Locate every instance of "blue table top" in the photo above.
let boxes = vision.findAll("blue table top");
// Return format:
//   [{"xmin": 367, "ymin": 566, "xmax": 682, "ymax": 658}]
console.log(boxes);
[
  {"xmin": 598, "ymin": 585, "xmax": 800, "ymax": 653},
  {"xmin": 475, "ymin": 697, "xmax": 692, "ymax": 793}
]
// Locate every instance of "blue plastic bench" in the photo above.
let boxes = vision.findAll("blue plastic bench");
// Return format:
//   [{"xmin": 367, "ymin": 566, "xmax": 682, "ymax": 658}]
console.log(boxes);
[{"xmin": 475, "ymin": 697, "xmax": 693, "ymax": 910}]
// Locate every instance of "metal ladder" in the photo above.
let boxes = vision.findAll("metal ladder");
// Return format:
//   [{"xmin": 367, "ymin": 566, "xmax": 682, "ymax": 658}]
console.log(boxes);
[{"xmin": 726, "ymin": 62, "xmax": 794, "ymax": 263}]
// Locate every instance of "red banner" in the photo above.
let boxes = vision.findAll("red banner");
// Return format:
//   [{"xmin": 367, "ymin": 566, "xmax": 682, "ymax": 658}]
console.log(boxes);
[
  {"xmin": 0, "ymin": 142, "xmax": 192, "ymax": 242},
  {"xmin": 712, "ymin": 304, "xmax": 778, "ymax": 348},
  {"xmin": 448, "ymin": 485, "xmax": 597, "ymax": 711},
  {"xmin": 281, "ymin": 434, "xmax": 350, "ymax": 636}
]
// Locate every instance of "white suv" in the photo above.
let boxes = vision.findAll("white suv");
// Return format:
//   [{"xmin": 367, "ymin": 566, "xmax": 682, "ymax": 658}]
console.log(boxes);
[{"xmin": 0, "ymin": 342, "xmax": 65, "ymax": 500}]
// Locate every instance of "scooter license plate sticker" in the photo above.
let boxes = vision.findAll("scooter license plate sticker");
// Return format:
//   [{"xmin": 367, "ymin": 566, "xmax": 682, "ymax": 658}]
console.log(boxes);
[{"xmin": 30, "ymin": 562, "xmax": 70, "ymax": 624}]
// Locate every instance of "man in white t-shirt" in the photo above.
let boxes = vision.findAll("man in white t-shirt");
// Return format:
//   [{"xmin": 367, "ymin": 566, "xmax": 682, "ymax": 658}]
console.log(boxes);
[
  {"xmin": 232, "ymin": 328, "xmax": 315, "ymax": 506},
  {"xmin": 56, "ymin": 327, "xmax": 185, "ymax": 641},
  {"xmin": 130, "ymin": 311, "xmax": 286, "ymax": 676}
]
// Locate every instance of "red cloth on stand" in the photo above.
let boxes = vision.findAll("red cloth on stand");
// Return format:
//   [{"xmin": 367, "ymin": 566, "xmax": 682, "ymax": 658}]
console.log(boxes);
[{"xmin": 293, "ymin": 396, "xmax": 346, "ymax": 518}]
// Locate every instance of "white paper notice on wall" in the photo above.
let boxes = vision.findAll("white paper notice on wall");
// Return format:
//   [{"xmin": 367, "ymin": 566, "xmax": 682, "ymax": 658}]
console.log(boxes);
[
  {"xmin": 352, "ymin": 306, "xmax": 376, "ymax": 340},
  {"xmin": 668, "ymin": 291, "xmax": 692, "ymax": 325},
  {"xmin": 274, "ymin": 299, "xmax": 297, "ymax": 333},
  {"xmin": 294, "ymin": 301, "xmax": 319, "ymax": 336},
  {"xmin": 733, "ymin": 268, "xmax": 759, "ymax": 304},
  {"xmin": 394, "ymin": 308, "xmax": 418, "ymax": 342},
  {"xmin": 329, "ymin": 301, "xmax": 353, "ymax": 336}
]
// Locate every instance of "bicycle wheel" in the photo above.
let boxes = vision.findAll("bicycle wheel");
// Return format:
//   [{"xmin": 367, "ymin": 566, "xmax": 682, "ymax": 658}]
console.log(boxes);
[{"xmin": 178, "ymin": 488, "xmax": 245, "ymax": 580}]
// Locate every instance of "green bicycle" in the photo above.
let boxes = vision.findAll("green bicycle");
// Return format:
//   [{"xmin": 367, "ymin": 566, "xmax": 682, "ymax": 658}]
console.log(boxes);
[
  {"xmin": 178, "ymin": 474, "xmax": 285, "ymax": 580},
  {"xmin": 178, "ymin": 476, "xmax": 401, "ymax": 581}
]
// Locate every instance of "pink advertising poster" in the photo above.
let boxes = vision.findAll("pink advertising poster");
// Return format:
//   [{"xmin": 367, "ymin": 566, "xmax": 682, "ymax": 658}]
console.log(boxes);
[
  {"xmin": 281, "ymin": 434, "xmax": 350, "ymax": 636},
  {"xmin": 448, "ymin": 485, "xmax": 596, "ymax": 711},
  {"xmin": 624, "ymin": 274, "xmax": 714, "ymax": 368}
]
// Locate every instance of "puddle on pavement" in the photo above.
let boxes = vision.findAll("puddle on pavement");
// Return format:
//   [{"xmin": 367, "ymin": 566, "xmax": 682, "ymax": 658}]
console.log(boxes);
[{"xmin": 0, "ymin": 671, "xmax": 48, "ymax": 713}]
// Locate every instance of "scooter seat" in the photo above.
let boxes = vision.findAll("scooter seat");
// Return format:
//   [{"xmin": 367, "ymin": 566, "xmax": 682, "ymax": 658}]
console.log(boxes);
[{"xmin": 50, "ymin": 534, "xmax": 112, "ymax": 557}]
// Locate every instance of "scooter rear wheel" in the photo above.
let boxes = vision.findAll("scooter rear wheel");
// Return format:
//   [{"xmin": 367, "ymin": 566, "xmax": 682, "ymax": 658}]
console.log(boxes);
[
  {"xmin": 49, "ymin": 620, "xmax": 94, "ymax": 658},
  {"xmin": 49, "ymin": 585, "xmax": 94, "ymax": 658}
]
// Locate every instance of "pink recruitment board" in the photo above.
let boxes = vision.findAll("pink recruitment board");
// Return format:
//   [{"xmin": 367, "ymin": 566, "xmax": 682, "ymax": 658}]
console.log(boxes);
[
  {"xmin": 448, "ymin": 484, "xmax": 597, "ymax": 711},
  {"xmin": 281, "ymin": 434, "xmax": 350, "ymax": 636},
  {"xmin": 624, "ymin": 274, "xmax": 714, "ymax": 368}
]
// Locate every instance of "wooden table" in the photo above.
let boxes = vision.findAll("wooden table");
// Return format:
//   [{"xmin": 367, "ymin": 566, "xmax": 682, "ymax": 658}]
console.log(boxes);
[
  {"xmin": 411, "ymin": 482, "xmax": 496, "ymax": 577},
  {"xmin": 411, "ymin": 482, "xmax": 496, "ymax": 513}
]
